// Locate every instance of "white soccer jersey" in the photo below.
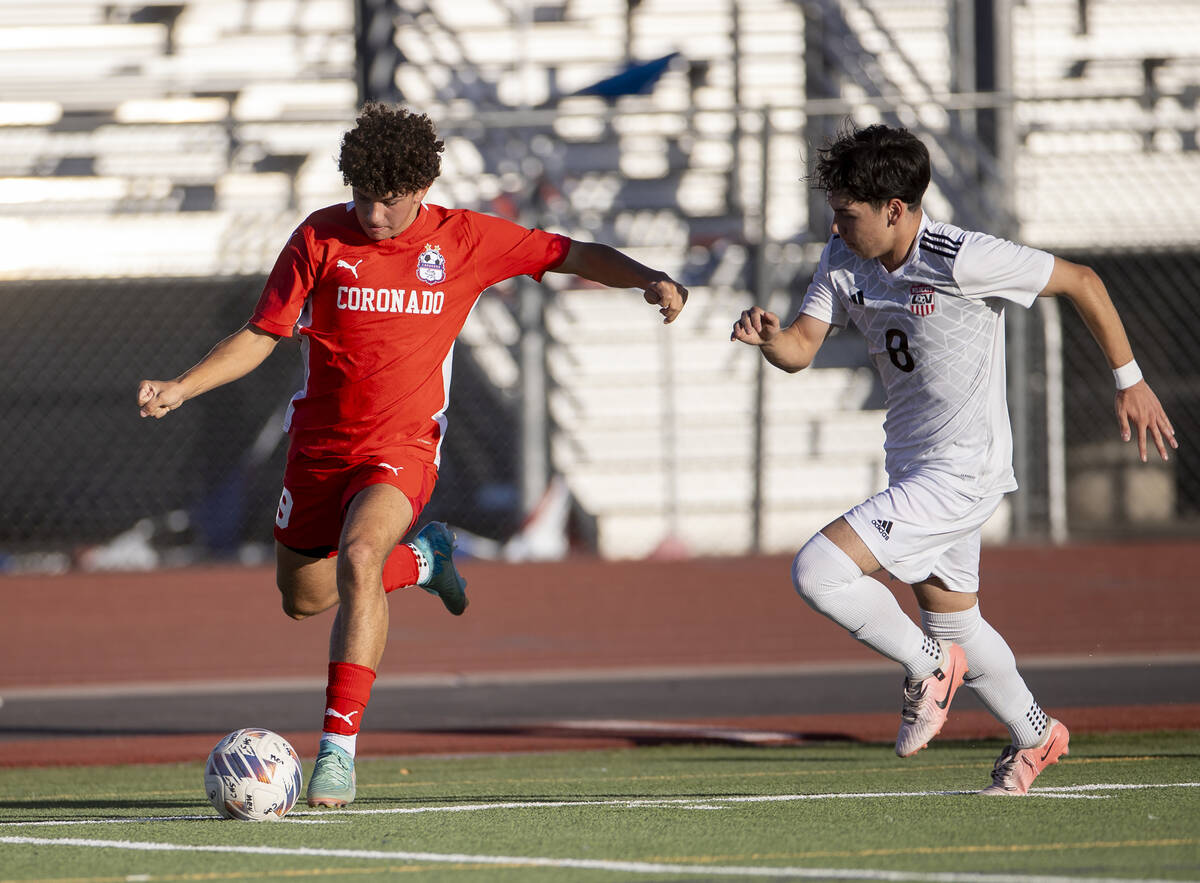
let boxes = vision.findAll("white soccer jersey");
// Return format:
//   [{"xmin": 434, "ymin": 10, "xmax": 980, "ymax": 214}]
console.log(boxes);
[{"xmin": 800, "ymin": 215, "xmax": 1054, "ymax": 497}]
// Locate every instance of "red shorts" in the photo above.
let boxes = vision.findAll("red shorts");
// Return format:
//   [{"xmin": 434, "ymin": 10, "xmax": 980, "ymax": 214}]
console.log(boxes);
[{"xmin": 273, "ymin": 449, "xmax": 438, "ymax": 556}]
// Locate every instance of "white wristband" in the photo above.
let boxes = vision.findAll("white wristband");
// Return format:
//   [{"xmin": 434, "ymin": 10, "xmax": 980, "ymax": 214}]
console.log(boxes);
[{"xmin": 1113, "ymin": 359, "xmax": 1143, "ymax": 390}]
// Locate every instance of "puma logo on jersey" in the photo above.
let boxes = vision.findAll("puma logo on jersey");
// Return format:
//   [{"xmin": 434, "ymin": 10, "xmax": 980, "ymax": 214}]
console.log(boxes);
[
  {"xmin": 377, "ymin": 462, "xmax": 404, "ymax": 476},
  {"xmin": 337, "ymin": 258, "xmax": 363, "ymax": 279},
  {"xmin": 871, "ymin": 519, "xmax": 893, "ymax": 541},
  {"xmin": 324, "ymin": 708, "xmax": 360, "ymax": 725}
]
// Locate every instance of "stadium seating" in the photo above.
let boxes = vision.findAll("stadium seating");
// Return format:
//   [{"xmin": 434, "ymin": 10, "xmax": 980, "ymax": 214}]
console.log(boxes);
[
  {"xmin": 1011, "ymin": 0, "xmax": 1200, "ymax": 249},
  {"xmin": 0, "ymin": 0, "xmax": 356, "ymax": 279},
  {"xmin": 2, "ymin": 0, "xmax": 1197, "ymax": 557}
]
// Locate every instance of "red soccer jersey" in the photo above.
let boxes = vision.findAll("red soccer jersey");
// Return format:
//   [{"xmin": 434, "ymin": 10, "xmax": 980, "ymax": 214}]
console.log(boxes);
[{"xmin": 250, "ymin": 202, "xmax": 570, "ymax": 461}]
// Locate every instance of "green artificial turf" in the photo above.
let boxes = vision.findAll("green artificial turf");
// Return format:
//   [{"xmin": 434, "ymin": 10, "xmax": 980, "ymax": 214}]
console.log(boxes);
[{"xmin": 1, "ymin": 731, "xmax": 1197, "ymax": 882}]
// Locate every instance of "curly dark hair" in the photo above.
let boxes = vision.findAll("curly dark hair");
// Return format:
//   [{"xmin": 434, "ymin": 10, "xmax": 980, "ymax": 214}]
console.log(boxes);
[
  {"xmin": 811, "ymin": 123, "xmax": 930, "ymax": 209},
  {"xmin": 338, "ymin": 102, "xmax": 444, "ymax": 195}
]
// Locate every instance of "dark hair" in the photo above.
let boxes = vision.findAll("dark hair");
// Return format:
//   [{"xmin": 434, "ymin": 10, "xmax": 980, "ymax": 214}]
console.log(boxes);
[
  {"xmin": 338, "ymin": 102, "xmax": 444, "ymax": 195},
  {"xmin": 811, "ymin": 123, "xmax": 930, "ymax": 209}
]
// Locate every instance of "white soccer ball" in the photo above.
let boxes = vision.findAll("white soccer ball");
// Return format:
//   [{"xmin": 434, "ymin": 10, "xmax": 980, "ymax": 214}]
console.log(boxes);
[{"xmin": 204, "ymin": 728, "xmax": 303, "ymax": 821}]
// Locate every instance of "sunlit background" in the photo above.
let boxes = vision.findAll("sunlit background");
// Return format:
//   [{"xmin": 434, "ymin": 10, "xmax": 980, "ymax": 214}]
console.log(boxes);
[{"xmin": 1, "ymin": 0, "xmax": 1196, "ymax": 572}]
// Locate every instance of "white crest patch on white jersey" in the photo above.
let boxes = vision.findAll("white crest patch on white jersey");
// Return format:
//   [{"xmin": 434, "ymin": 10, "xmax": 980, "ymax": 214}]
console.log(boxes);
[{"xmin": 416, "ymin": 244, "xmax": 446, "ymax": 284}]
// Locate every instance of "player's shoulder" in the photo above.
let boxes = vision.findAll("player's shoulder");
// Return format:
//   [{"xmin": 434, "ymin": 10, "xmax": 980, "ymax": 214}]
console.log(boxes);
[
  {"xmin": 924, "ymin": 217, "xmax": 1037, "ymax": 258},
  {"xmin": 917, "ymin": 219, "xmax": 971, "ymax": 263},
  {"xmin": 446, "ymin": 204, "xmax": 530, "ymax": 232},
  {"xmin": 412, "ymin": 202, "xmax": 506, "ymax": 237},
  {"xmin": 916, "ymin": 219, "xmax": 1023, "ymax": 287},
  {"xmin": 933, "ymin": 219, "xmax": 1050, "ymax": 284},
  {"xmin": 296, "ymin": 202, "xmax": 358, "ymax": 238},
  {"xmin": 418, "ymin": 202, "xmax": 457, "ymax": 223}
]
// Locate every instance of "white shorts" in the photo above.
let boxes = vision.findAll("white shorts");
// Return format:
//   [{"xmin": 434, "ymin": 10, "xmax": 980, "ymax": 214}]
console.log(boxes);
[{"xmin": 843, "ymin": 469, "xmax": 1005, "ymax": 593}]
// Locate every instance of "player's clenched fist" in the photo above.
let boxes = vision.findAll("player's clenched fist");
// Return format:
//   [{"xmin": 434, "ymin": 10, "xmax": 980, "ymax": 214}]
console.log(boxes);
[
  {"xmin": 731, "ymin": 306, "xmax": 781, "ymax": 345},
  {"xmin": 643, "ymin": 279, "xmax": 689, "ymax": 324},
  {"xmin": 137, "ymin": 379, "xmax": 184, "ymax": 419}
]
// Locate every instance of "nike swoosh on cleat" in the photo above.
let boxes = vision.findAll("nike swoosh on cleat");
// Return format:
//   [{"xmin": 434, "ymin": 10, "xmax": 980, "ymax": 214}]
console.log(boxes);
[
  {"xmin": 934, "ymin": 660, "xmax": 960, "ymax": 709},
  {"xmin": 1039, "ymin": 737, "xmax": 1060, "ymax": 763}
]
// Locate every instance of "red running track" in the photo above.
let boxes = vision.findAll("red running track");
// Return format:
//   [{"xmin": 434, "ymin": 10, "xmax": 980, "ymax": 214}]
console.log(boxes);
[{"xmin": 2, "ymin": 540, "xmax": 1198, "ymax": 764}]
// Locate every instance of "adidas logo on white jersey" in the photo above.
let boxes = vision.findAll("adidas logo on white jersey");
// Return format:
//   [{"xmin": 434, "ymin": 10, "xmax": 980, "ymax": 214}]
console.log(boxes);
[{"xmin": 871, "ymin": 519, "xmax": 893, "ymax": 541}]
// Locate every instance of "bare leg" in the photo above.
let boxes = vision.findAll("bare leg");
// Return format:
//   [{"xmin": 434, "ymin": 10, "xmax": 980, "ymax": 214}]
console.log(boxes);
[
  {"xmin": 820, "ymin": 516, "xmax": 882, "ymax": 574},
  {"xmin": 912, "ymin": 576, "xmax": 977, "ymax": 613},
  {"xmin": 328, "ymin": 483, "xmax": 414, "ymax": 669},
  {"xmin": 276, "ymin": 543, "xmax": 339, "ymax": 619},
  {"xmin": 275, "ymin": 482, "xmax": 414, "ymax": 669}
]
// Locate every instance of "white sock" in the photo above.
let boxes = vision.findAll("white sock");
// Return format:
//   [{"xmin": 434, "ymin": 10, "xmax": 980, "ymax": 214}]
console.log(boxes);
[
  {"xmin": 921, "ymin": 604, "xmax": 1043, "ymax": 747},
  {"xmin": 407, "ymin": 542, "xmax": 431, "ymax": 584},
  {"xmin": 1013, "ymin": 702, "xmax": 1052, "ymax": 748},
  {"xmin": 792, "ymin": 533, "xmax": 941, "ymax": 678},
  {"xmin": 320, "ymin": 731, "xmax": 357, "ymax": 758}
]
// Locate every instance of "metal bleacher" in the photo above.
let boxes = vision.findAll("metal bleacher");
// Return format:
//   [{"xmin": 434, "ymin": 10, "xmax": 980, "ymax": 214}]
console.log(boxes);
[
  {"xmin": 0, "ymin": 0, "xmax": 357, "ymax": 278},
  {"xmin": 1013, "ymin": 0, "xmax": 1200, "ymax": 249},
  {"xmin": 2, "ymin": 0, "xmax": 1196, "ymax": 556},
  {"xmin": 544, "ymin": 281, "xmax": 888, "ymax": 556}
]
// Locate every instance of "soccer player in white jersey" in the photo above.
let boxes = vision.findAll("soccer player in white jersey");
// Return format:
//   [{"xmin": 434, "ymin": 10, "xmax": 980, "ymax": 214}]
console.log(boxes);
[{"xmin": 732, "ymin": 123, "xmax": 1176, "ymax": 794}]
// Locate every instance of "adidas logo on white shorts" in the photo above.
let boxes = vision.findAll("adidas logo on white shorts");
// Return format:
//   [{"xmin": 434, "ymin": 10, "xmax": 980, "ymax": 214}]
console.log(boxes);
[{"xmin": 871, "ymin": 519, "xmax": 893, "ymax": 541}]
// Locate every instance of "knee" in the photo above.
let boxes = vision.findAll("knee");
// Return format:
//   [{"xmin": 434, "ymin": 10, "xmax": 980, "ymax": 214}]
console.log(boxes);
[
  {"xmin": 335, "ymin": 539, "xmax": 387, "ymax": 589},
  {"xmin": 919, "ymin": 600, "xmax": 983, "ymax": 643},
  {"xmin": 275, "ymin": 544, "xmax": 338, "ymax": 620},
  {"xmin": 792, "ymin": 533, "xmax": 862, "ymax": 608},
  {"xmin": 276, "ymin": 570, "xmax": 332, "ymax": 620},
  {"xmin": 279, "ymin": 585, "xmax": 320, "ymax": 621}
]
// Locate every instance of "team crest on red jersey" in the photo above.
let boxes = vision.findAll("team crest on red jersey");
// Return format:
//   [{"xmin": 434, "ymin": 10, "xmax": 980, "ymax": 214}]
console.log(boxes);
[
  {"xmin": 416, "ymin": 244, "xmax": 446, "ymax": 284},
  {"xmin": 908, "ymin": 284, "xmax": 936, "ymax": 316}
]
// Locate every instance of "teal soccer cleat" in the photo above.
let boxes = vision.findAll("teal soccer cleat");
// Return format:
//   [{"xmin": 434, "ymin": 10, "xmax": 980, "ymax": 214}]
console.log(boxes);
[
  {"xmin": 306, "ymin": 742, "xmax": 356, "ymax": 807},
  {"xmin": 411, "ymin": 521, "xmax": 469, "ymax": 615}
]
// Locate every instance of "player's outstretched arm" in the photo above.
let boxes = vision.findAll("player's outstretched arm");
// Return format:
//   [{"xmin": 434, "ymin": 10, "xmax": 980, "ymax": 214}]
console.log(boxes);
[
  {"xmin": 551, "ymin": 240, "xmax": 688, "ymax": 324},
  {"xmin": 137, "ymin": 323, "xmax": 281, "ymax": 419},
  {"xmin": 1039, "ymin": 257, "xmax": 1177, "ymax": 462},
  {"xmin": 731, "ymin": 307, "xmax": 830, "ymax": 373}
]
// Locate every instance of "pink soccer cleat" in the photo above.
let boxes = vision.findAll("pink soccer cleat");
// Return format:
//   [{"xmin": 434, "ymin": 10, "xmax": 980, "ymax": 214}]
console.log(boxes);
[
  {"xmin": 895, "ymin": 640, "xmax": 968, "ymax": 757},
  {"xmin": 979, "ymin": 718, "xmax": 1070, "ymax": 795}
]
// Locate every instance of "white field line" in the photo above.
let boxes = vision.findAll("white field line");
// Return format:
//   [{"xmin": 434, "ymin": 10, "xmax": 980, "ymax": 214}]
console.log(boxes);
[
  {"xmin": 0, "ymin": 835, "xmax": 1195, "ymax": 883},
  {"xmin": 549, "ymin": 719, "xmax": 803, "ymax": 742},
  {"xmin": 2, "ymin": 782, "xmax": 1196, "ymax": 829},
  {"xmin": 2, "ymin": 816, "xmax": 340, "ymax": 826}
]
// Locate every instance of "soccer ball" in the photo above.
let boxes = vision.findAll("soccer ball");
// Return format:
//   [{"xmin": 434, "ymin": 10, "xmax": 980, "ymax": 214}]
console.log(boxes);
[{"xmin": 204, "ymin": 728, "xmax": 303, "ymax": 821}]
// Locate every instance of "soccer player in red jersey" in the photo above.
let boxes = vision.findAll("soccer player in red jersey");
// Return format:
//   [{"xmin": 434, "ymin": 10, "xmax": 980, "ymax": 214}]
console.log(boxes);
[{"xmin": 137, "ymin": 103, "xmax": 688, "ymax": 806}]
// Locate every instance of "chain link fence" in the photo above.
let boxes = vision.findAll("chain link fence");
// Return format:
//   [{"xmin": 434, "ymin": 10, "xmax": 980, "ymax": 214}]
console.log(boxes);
[
  {"xmin": 2, "ymin": 0, "xmax": 1199, "ymax": 567},
  {"xmin": 3, "ymin": 182, "xmax": 1199, "ymax": 568},
  {"xmin": 1, "ymin": 277, "xmax": 288, "ymax": 568},
  {"xmin": 1054, "ymin": 250, "xmax": 1200, "ymax": 535},
  {"xmin": 0, "ymin": 275, "xmax": 532, "ymax": 570}
]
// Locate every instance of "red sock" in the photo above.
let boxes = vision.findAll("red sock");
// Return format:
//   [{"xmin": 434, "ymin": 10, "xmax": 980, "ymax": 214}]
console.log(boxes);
[
  {"xmin": 382, "ymin": 544, "xmax": 418, "ymax": 593},
  {"xmin": 323, "ymin": 662, "xmax": 376, "ymax": 736}
]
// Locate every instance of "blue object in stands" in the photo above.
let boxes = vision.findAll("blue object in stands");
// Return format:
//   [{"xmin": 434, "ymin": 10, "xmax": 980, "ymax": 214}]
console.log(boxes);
[{"xmin": 574, "ymin": 53, "xmax": 680, "ymax": 98}]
